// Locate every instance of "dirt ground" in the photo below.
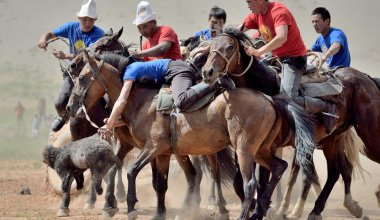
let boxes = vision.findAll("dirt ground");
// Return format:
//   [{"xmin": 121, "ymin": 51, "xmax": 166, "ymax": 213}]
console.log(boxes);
[{"xmin": 1, "ymin": 149, "xmax": 380, "ymax": 220}]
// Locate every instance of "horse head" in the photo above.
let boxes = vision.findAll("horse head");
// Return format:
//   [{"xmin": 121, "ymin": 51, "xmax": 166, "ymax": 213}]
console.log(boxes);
[
  {"xmin": 90, "ymin": 27, "xmax": 129, "ymax": 56},
  {"xmin": 67, "ymin": 50, "xmax": 118, "ymax": 118},
  {"xmin": 201, "ymin": 28, "xmax": 255, "ymax": 85}
]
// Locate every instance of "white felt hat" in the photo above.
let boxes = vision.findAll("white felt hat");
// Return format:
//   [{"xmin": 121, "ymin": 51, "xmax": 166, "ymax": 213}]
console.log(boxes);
[
  {"xmin": 76, "ymin": 0, "xmax": 98, "ymax": 19},
  {"xmin": 133, "ymin": 1, "xmax": 157, "ymax": 26}
]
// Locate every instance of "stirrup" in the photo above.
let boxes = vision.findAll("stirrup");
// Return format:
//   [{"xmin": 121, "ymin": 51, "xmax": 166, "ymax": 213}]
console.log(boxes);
[{"xmin": 321, "ymin": 112, "xmax": 339, "ymax": 119}]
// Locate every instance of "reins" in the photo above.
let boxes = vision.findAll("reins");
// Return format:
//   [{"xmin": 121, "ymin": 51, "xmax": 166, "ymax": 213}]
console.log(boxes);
[{"xmin": 209, "ymin": 33, "xmax": 253, "ymax": 77}]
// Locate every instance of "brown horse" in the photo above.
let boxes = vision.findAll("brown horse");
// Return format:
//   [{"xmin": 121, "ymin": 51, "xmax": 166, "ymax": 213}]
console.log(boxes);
[
  {"xmin": 67, "ymin": 49, "xmax": 318, "ymax": 220},
  {"xmin": 68, "ymin": 51, "xmax": 238, "ymax": 219},
  {"xmin": 201, "ymin": 28, "xmax": 380, "ymax": 219}
]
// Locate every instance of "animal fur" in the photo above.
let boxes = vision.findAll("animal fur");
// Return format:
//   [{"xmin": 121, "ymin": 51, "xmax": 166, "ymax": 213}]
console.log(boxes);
[{"xmin": 42, "ymin": 134, "xmax": 120, "ymax": 194}]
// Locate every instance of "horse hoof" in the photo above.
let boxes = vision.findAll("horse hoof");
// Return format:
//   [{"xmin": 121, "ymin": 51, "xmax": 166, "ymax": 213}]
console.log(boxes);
[
  {"xmin": 361, "ymin": 216, "xmax": 369, "ymax": 220},
  {"xmin": 151, "ymin": 214, "xmax": 166, "ymax": 220},
  {"xmin": 102, "ymin": 207, "xmax": 119, "ymax": 219},
  {"xmin": 57, "ymin": 208, "xmax": 69, "ymax": 217},
  {"xmin": 270, "ymin": 213, "xmax": 288, "ymax": 220},
  {"xmin": 287, "ymin": 213, "xmax": 301, "ymax": 220},
  {"xmin": 128, "ymin": 210, "xmax": 138, "ymax": 220},
  {"xmin": 375, "ymin": 190, "xmax": 380, "ymax": 207},
  {"xmin": 307, "ymin": 214, "xmax": 322, "ymax": 220},
  {"xmin": 219, "ymin": 213, "xmax": 229, "ymax": 220},
  {"xmin": 344, "ymin": 199, "xmax": 363, "ymax": 218},
  {"xmin": 207, "ymin": 204, "xmax": 217, "ymax": 216},
  {"xmin": 84, "ymin": 203, "xmax": 95, "ymax": 209}
]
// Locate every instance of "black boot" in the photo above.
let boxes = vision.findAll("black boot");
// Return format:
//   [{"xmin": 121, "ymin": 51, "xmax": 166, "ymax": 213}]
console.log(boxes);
[
  {"xmin": 216, "ymin": 76, "xmax": 235, "ymax": 90},
  {"xmin": 51, "ymin": 115, "xmax": 68, "ymax": 132},
  {"xmin": 322, "ymin": 102, "xmax": 338, "ymax": 134}
]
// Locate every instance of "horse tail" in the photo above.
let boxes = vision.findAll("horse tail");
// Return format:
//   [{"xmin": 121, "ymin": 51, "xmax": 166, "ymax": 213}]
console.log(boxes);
[
  {"xmin": 273, "ymin": 97, "xmax": 318, "ymax": 183},
  {"xmin": 338, "ymin": 128, "xmax": 367, "ymax": 180},
  {"xmin": 199, "ymin": 146, "xmax": 235, "ymax": 187}
]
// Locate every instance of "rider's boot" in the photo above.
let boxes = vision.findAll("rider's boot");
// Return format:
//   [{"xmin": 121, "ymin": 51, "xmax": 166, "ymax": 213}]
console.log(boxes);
[
  {"xmin": 51, "ymin": 112, "xmax": 69, "ymax": 132},
  {"xmin": 303, "ymin": 97, "xmax": 338, "ymax": 134},
  {"xmin": 216, "ymin": 75, "xmax": 235, "ymax": 90}
]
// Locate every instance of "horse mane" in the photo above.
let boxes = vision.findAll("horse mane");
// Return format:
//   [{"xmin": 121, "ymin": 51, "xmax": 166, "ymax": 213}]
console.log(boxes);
[{"xmin": 223, "ymin": 28, "xmax": 280, "ymax": 96}]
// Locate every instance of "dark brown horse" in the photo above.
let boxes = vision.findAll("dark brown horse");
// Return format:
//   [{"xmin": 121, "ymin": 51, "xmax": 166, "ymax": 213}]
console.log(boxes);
[
  {"xmin": 201, "ymin": 28, "xmax": 380, "ymax": 219},
  {"xmin": 67, "ymin": 49, "xmax": 317, "ymax": 220}
]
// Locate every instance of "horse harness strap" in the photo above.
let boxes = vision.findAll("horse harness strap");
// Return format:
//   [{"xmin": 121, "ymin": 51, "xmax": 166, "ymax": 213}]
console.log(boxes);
[{"xmin": 210, "ymin": 33, "xmax": 253, "ymax": 77}]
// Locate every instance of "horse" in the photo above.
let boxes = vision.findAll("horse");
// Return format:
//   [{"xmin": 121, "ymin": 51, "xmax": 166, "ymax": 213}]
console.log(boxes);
[
  {"xmin": 201, "ymin": 27, "xmax": 380, "ymax": 219},
  {"xmin": 68, "ymin": 50, "xmax": 239, "ymax": 219},
  {"xmin": 66, "ymin": 49, "xmax": 318, "ymax": 220}
]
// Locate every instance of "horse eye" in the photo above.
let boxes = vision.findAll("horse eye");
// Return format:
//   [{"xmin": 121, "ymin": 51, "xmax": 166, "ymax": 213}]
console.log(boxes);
[{"xmin": 226, "ymin": 45, "xmax": 235, "ymax": 51}]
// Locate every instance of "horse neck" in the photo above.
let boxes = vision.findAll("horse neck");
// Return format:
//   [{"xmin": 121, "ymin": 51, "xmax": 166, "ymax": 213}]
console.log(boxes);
[{"xmin": 236, "ymin": 49, "xmax": 280, "ymax": 96}]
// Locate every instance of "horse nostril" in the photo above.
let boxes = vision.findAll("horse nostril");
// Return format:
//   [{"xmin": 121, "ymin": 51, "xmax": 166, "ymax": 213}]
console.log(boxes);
[
  {"xmin": 208, "ymin": 68, "xmax": 214, "ymax": 77},
  {"xmin": 66, "ymin": 105, "xmax": 71, "ymax": 113},
  {"xmin": 70, "ymin": 63, "xmax": 77, "ymax": 70}
]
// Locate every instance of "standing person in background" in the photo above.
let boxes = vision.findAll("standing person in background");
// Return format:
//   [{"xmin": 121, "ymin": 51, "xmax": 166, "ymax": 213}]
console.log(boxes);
[
  {"xmin": 129, "ymin": 1, "xmax": 182, "ymax": 61},
  {"xmin": 239, "ymin": 0, "xmax": 337, "ymax": 134},
  {"xmin": 37, "ymin": 0, "xmax": 104, "ymax": 132},
  {"xmin": 194, "ymin": 6, "xmax": 227, "ymax": 40},
  {"xmin": 310, "ymin": 7, "xmax": 351, "ymax": 68},
  {"xmin": 14, "ymin": 101, "xmax": 26, "ymax": 133}
]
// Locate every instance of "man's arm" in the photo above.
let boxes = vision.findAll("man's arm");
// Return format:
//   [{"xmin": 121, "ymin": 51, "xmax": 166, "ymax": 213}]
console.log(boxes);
[
  {"xmin": 322, "ymin": 42, "xmax": 341, "ymax": 63},
  {"xmin": 132, "ymin": 41, "xmax": 172, "ymax": 58},
  {"xmin": 37, "ymin": 32, "xmax": 57, "ymax": 50},
  {"xmin": 245, "ymin": 25, "xmax": 288, "ymax": 57}
]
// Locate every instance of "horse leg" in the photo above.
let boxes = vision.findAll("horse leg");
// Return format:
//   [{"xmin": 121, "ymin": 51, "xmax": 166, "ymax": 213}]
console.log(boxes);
[
  {"xmin": 189, "ymin": 156, "xmax": 202, "ymax": 208},
  {"xmin": 253, "ymin": 152, "xmax": 288, "ymax": 220},
  {"xmin": 57, "ymin": 173, "xmax": 73, "ymax": 217},
  {"xmin": 252, "ymin": 165, "xmax": 270, "ymax": 219},
  {"xmin": 308, "ymin": 145, "xmax": 340, "ymax": 219},
  {"xmin": 288, "ymin": 159, "xmax": 319, "ymax": 220},
  {"xmin": 341, "ymin": 152, "xmax": 363, "ymax": 218},
  {"xmin": 126, "ymin": 145, "xmax": 165, "ymax": 219},
  {"xmin": 236, "ymin": 150, "xmax": 257, "ymax": 220},
  {"xmin": 206, "ymin": 154, "xmax": 229, "ymax": 219},
  {"xmin": 84, "ymin": 181, "xmax": 97, "ymax": 209},
  {"xmin": 376, "ymin": 184, "xmax": 380, "ymax": 208},
  {"xmin": 103, "ymin": 164, "xmax": 119, "ymax": 219},
  {"xmin": 276, "ymin": 153, "xmax": 299, "ymax": 217},
  {"xmin": 274, "ymin": 148, "xmax": 284, "ymax": 210},
  {"xmin": 152, "ymin": 155, "xmax": 171, "ymax": 220}
]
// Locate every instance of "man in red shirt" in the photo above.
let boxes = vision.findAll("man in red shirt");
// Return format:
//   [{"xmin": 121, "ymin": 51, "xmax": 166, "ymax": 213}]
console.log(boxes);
[
  {"xmin": 130, "ymin": 1, "xmax": 182, "ymax": 61},
  {"xmin": 240, "ymin": 0, "xmax": 337, "ymax": 134}
]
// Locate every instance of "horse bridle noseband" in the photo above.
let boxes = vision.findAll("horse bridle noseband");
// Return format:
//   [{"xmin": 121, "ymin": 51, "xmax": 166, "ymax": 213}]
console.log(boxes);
[
  {"xmin": 73, "ymin": 60, "xmax": 107, "ymax": 108},
  {"xmin": 209, "ymin": 33, "xmax": 253, "ymax": 77}
]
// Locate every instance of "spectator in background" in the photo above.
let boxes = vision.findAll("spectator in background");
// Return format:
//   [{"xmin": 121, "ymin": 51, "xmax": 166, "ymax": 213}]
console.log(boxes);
[{"xmin": 14, "ymin": 101, "xmax": 25, "ymax": 132}]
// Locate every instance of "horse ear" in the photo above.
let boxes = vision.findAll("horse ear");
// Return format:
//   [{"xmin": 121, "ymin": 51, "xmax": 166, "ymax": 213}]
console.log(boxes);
[
  {"xmin": 114, "ymin": 27, "xmax": 123, "ymax": 40},
  {"xmin": 104, "ymin": 28, "xmax": 113, "ymax": 36}
]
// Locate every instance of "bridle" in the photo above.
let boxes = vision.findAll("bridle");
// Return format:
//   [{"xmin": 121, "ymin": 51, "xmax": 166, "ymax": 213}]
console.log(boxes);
[
  {"xmin": 72, "ymin": 60, "xmax": 107, "ymax": 108},
  {"xmin": 208, "ymin": 33, "xmax": 253, "ymax": 77}
]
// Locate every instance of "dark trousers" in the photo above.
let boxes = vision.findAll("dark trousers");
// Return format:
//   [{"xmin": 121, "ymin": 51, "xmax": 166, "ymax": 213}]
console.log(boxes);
[
  {"xmin": 166, "ymin": 60, "xmax": 200, "ymax": 110},
  {"xmin": 54, "ymin": 75, "xmax": 74, "ymax": 117}
]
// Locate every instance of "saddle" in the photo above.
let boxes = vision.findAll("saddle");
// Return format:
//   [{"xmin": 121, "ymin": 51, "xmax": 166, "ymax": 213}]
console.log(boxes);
[
  {"xmin": 155, "ymin": 84, "xmax": 218, "ymax": 114},
  {"xmin": 266, "ymin": 58, "xmax": 343, "ymax": 98}
]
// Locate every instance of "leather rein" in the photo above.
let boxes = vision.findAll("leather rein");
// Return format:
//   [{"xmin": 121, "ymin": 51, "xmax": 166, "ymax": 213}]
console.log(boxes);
[{"xmin": 208, "ymin": 33, "xmax": 253, "ymax": 77}]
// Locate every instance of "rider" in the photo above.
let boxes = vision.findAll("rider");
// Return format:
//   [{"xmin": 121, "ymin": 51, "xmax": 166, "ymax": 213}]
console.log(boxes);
[
  {"xmin": 310, "ymin": 7, "xmax": 351, "ymax": 68},
  {"xmin": 194, "ymin": 6, "xmax": 227, "ymax": 40},
  {"xmin": 129, "ymin": 1, "xmax": 182, "ymax": 61},
  {"xmin": 37, "ymin": 0, "xmax": 104, "ymax": 132},
  {"xmin": 97, "ymin": 59, "xmax": 228, "ymax": 136},
  {"xmin": 239, "ymin": 0, "xmax": 337, "ymax": 134}
]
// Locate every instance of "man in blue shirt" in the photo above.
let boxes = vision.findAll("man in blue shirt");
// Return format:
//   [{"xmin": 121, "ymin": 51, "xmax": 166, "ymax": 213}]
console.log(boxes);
[
  {"xmin": 310, "ymin": 7, "xmax": 351, "ymax": 68},
  {"xmin": 98, "ymin": 59, "xmax": 221, "ymax": 136},
  {"xmin": 194, "ymin": 6, "xmax": 227, "ymax": 40},
  {"xmin": 37, "ymin": 0, "xmax": 104, "ymax": 132}
]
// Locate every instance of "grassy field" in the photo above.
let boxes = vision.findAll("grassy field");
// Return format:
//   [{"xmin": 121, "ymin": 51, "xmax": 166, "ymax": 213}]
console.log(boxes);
[{"xmin": 0, "ymin": 62, "xmax": 61, "ymax": 161}]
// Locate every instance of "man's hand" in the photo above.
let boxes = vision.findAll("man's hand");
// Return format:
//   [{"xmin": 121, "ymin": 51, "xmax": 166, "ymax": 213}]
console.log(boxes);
[
  {"xmin": 37, "ymin": 40, "xmax": 48, "ymax": 50},
  {"xmin": 244, "ymin": 45, "xmax": 261, "ymax": 57},
  {"xmin": 129, "ymin": 49, "xmax": 141, "ymax": 59},
  {"xmin": 98, "ymin": 123, "xmax": 113, "ymax": 141},
  {"xmin": 51, "ymin": 49, "xmax": 67, "ymax": 59}
]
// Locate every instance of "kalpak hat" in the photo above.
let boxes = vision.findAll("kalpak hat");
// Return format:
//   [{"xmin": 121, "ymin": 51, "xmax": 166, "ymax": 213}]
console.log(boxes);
[
  {"xmin": 133, "ymin": 1, "xmax": 157, "ymax": 25},
  {"xmin": 76, "ymin": 0, "xmax": 98, "ymax": 19}
]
